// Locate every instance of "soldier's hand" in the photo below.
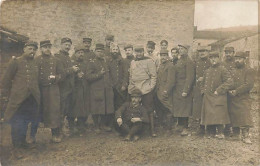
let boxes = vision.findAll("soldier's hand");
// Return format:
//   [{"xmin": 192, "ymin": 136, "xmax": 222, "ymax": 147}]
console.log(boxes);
[
  {"xmin": 131, "ymin": 117, "xmax": 142, "ymax": 123},
  {"xmin": 48, "ymin": 75, "xmax": 56, "ymax": 80},
  {"xmin": 0, "ymin": 118, "xmax": 5, "ymax": 123},
  {"xmin": 197, "ymin": 77, "xmax": 204, "ymax": 82},
  {"xmin": 117, "ymin": 118, "xmax": 123, "ymax": 126},
  {"xmin": 2, "ymin": 96, "xmax": 8, "ymax": 102},
  {"xmin": 182, "ymin": 92, "xmax": 187, "ymax": 97},
  {"xmin": 229, "ymin": 90, "xmax": 237, "ymax": 96},
  {"xmin": 214, "ymin": 91, "xmax": 218, "ymax": 95},
  {"xmin": 77, "ymin": 72, "xmax": 84, "ymax": 78},
  {"xmin": 121, "ymin": 86, "xmax": 126, "ymax": 91},
  {"xmin": 100, "ymin": 68, "xmax": 106, "ymax": 75},
  {"xmin": 72, "ymin": 65, "xmax": 79, "ymax": 72},
  {"xmin": 162, "ymin": 91, "xmax": 168, "ymax": 98}
]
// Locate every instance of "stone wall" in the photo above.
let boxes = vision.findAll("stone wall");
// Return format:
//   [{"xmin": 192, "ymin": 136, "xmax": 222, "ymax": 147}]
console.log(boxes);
[{"xmin": 1, "ymin": 0, "xmax": 195, "ymax": 54}]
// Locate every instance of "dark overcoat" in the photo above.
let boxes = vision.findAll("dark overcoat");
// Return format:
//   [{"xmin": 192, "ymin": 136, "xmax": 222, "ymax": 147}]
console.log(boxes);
[
  {"xmin": 86, "ymin": 56, "xmax": 114, "ymax": 115},
  {"xmin": 192, "ymin": 58, "xmax": 211, "ymax": 119},
  {"xmin": 172, "ymin": 55, "xmax": 195, "ymax": 117},
  {"xmin": 228, "ymin": 65, "xmax": 254, "ymax": 127},
  {"xmin": 69, "ymin": 56, "xmax": 89, "ymax": 118},
  {"xmin": 156, "ymin": 61, "xmax": 176, "ymax": 111},
  {"xmin": 201, "ymin": 64, "xmax": 233, "ymax": 125},
  {"xmin": 35, "ymin": 54, "xmax": 64, "ymax": 128},
  {"xmin": 1, "ymin": 56, "xmax": 40, "ymax": 121}
]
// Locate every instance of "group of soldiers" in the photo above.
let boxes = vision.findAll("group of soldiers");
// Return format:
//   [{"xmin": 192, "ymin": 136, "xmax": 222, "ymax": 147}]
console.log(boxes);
[{"xmin": 0, "ymin": 34, "xmax": 255, "ymax": 155}]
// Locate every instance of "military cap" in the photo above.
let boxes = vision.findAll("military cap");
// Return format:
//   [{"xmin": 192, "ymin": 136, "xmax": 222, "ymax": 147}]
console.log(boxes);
[
  {"xmin": 147, "ymin": 41, "xmax": 156, "ymax": 46},
  {"xmin": 209, "ymin": 51, "xmax": 220, "ymax": 58},
  {"xmin": 95, "ymin": 43, "xmax": 105, "ymax": 50},
  {"xmin": 74, "ymin": 45, "xmax": 85, "ymax": 53},
  {"xmin": 178, "ymin": 44, "xmax": 190, "ymax": 50},
  {"xmin": 197, "ymin": 45, "xmax": 210, "ymax": 52},
  {"xmin": 134, "ymin": 45, "xmax": 144, "ymax": 52},
  {"xmin": 234, "ymin": 51, "xmax": 246, "ymax": 59},
  {"xmin": 131, "ymin": 88, "xmax": 143, "ymax": 97},
  {"xmin": 124, "ymin": 44, "xmax": 133, "ymax": 50},
  {"xmin": 83, "ymin": 37, "xmax": 92, "ymax": 43},
  {"xmin": 40, "ymin": 40, "xmax": 52, "ymax": 47},
  {"xmin": 105, "ymin": 34, "xmax": 114, "ymax": 41},
  {"xmin": 224, "ymin": 47, "xmax": 234, "ymax": 52},
  {"xmin": 160, "ymin": 49, "xmax": 169, "ymax": 55},
  {"xmin": 24, "ymin": 41, "xmax": 38, "ymax": 49},
  {"xmin": 61, "ymin": 37, "xmax": 72, "ymax": 44},
  {"xmin": 160, "ymin": 40, "xmax": 168, "ymax": 45}
]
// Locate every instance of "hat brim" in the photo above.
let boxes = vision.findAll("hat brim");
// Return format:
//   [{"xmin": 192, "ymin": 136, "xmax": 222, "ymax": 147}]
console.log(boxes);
[{"xmin": 40, "ymin": 43, "xmax": 52, "ymax": 47}]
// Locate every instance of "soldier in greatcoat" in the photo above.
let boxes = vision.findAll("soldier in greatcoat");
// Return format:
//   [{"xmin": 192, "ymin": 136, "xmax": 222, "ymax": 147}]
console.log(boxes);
[
  {"xmin": 201, "ymin": 52, "xmax": 233, "ymax": 139},
  {"xmin": 128, "ymin": 45, "xmax": 157, "ymax": 137},
  {"xmin": 115, "ymin": 89, "xmax": 149, "ymax": 141},
  {"xmin": 155, "ymin": 49, "xmax": 176, "ymax": 130},
  {"xmin": 55, "ymin": 38, "xmax": 79, "ymax": 135},
  {"xmin": 82, "ymin": 37, "xmax": 94, "ymax": 127},
  {"xmin": 108, "ymin": 43, "xmax": 128, "ymax": 111},
  {"xmin": 86, "ymin": 43, "xmax": 114, "ymax": 133},
  {"xmin": 222, "ymin": 46, "xmax": 236, "ymax": 136},
  {"xmin": 34, "ymin": 40, "xmax": 64, "ymax": 143},
  {"xmin": 192, "ymin": 46, "xmax": 211, "ymax": 135},
  {"xmin": 172, "ymin": 44, "xmax": 195, "ymax": 136},
  {"xmin": 67, "ymin": 45, "xmax": 89, "ymax": 136},
  {"xmin": 1, "ymin": 41, "xmax": 40, "ymax": 157},
  {"xmin": 228, "ymin": 51, "xmax": 255, "ymax": 144}
]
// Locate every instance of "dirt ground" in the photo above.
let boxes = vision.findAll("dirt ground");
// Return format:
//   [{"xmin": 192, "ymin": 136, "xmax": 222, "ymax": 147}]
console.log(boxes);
[{"xmin": 1, "ymin": 92, "xmax": 259, "ymax": 166}]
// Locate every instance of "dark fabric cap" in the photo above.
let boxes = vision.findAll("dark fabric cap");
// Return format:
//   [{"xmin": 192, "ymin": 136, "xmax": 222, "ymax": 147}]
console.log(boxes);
[
  {"xmin": 160, "ymin": 49, "xmax": 169, "ymax": 55},
  {"xmin": 234, "ymin": 51, "xmax": 246, "ymax": 58},
  {"xmin": 171, "ymin": 47, "xmax": 178, "ymax": 52},
  {"xmin": 209, "ymin": 51, "xmax": 220, "ymax": 58},
  {"xmin": 95, "ymin": 43, "xmax": 105, "ymax": 50},
  {"xmin": 131, "ymin": 89, "xmax": 143, "ymax": 97},
  {"xmin": 124, "ymin": 44, "xmax": 133, "ymax": 50},
  {"xmin": 61, "ymin": 37, "xmax": 72, "ymax": 44},
  {"xmin": 83, "ymin": 38, "xmax": 92, "ymax": 42},
  {"xmin": 105, "ymin": 35, "xmax": 114, "ymax": 41},
  {"xmin": 24, "ymin": 41, "xmax": 38, "ymax": 49},
  {"xmin": 147, "ymin": 41, "xmax": 156, "ymax": 46},
  {"xmin": 224, "ymin": 47, "xmax": 234, "ymax": 52},
  {"xmin": 134, "ymin": 45, "xmax": 144, "ymax": 52},
  {"xmin": 178, "ymin": 44, "xmax": 190, "ymax": 50},
  {"xmin": 74, "ymin": 45, "xmax": 85, "ymax": 53},
  {"xmin": 40, "ymin": 40, "xmax": 52, "ymax": 47}
]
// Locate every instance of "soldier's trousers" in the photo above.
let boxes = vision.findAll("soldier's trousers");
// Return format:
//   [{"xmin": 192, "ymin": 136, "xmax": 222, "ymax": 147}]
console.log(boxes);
[
  {"xmin": 10, "ymin": 95, "xmax": 38, "ymax": 148},
  {"xmin": 118, "ymin": 121, "xmax": 143, "ymax": 137},
  {"xmin": 61, "ymin": 93, "xmax": 73, "ymax": 118}
]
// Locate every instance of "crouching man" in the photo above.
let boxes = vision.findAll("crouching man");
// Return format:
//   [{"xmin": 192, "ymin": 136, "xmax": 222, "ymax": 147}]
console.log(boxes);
[{"xmin": 115, "ymin": 89, "xmax": 149, "ymax": 141}]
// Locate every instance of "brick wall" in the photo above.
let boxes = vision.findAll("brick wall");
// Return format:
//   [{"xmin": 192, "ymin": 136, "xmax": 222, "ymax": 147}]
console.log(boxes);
[{"xmin": 0, "ymin": 0, "xmax": 194, "ymax": 55}]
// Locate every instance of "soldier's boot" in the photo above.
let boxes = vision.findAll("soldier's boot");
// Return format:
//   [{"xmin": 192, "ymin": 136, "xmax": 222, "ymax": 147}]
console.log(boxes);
[
  {"xmin": 215, "ymin": 125, "xmax": 225, "ymax": 139},
  {"xmin": 128, "ymin": 122, "xmax": 142, "ymax": 141},
  {"xmin": 150, "ymin": 113, "xmax": 157, "ymax": 137},
  {"xmin": 224, "ymin": 124, "xmax": 232, "ymax": 137},
  {"xmin": 196, "ymin": 125, "xmax": 205, "ymax": 136},
  {"xmin": 67, "ymin": 117, "xmax": 77, "ymax": 136},
  {"xmin": 12, "ymin": 147, "xmax": 24, "ymax": 159},
  {"xmin": 242, "ymin": 128, "xmax": 252, "ymax": 144},
  {"xmin": 205, "ymin": 125, "xmax": 216, "ymax": 138},
  {"xmin": 231, "ymin": 127, "xmax": 240, "ymax": 141}
]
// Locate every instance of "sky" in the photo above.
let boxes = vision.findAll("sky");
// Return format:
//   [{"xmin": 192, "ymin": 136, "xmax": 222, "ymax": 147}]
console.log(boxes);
[{"xmin": 194, "ymin": 0, "xmax": 258, "ymax": 30}]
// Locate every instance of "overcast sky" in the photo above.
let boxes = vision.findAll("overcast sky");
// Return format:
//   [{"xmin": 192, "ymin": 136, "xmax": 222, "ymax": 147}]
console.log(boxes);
[{"xmin": 194, "ymin": 0, "xmax": 258, "ymax": 30}]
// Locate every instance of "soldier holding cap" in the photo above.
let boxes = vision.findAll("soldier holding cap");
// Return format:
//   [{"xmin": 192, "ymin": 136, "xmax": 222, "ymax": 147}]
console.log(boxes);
[
  {"xmin": 86, "ymin": 43, "xmax": 114, "ymax": 133},
  {"xmin": 172, "ymin": 44, "xmax": 195, "ymax": 136},
  {"xmin": 55, "ymin": 37, "xmax": 79, "ymax": 136},
  {"xmin": 115, "ymin": 88, "xmax": 149, "ymax": 141},
  {"xmin": 67, "ymin": 45, "xmax": 89, "ymax": 136},
  {"xmin": 145, "ymin": 41, "xmax": 160, "ymax": 70},
  {"xmin": 192, "ymin": 45, "xmax": 211, "ymax": 135},
  {"xmin": 201, "ymin": 51, "xmax": 233, "ymax": 139},
  {"xmin": 1, "ymin": 40, "xmax": 40, "ymax": 157},
  {"xmin": 34, "ymin": 40, "xmax": 64, "ymax": 143},
  {"xmin": 104, "ymin": 34, "xmax": 114, "ymax": 57},
  {"xmin": 128, "ymin": 45, "xmax": 157, "ymax": 137},
  {"xmin": 228, "ymin": 51, "xmax": 255, "ymax": 144},
  {"xmin": 155, "ymin": 49, "xmax": 176, "ymax": 130}
]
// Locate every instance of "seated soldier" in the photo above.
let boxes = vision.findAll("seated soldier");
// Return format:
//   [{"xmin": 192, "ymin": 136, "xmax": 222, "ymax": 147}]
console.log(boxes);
[{"xmin": 115, "ymin": 89, "xmax": 149, "ymax": 141}]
